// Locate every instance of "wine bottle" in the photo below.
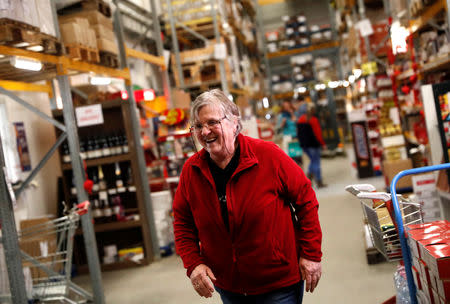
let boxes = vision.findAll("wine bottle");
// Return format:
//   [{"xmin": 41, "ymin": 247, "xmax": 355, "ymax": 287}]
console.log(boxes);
[
  {"xmin": 122, "ymin": 135, "xmax": 129, "ymax": 153},
  {"xmin": 92, "ymin": 199, "xmax": 103, "ymax": 223},
  {"xmin": 111, "ymin": 195, "xmax": 124, "ymax": 221},
  {"xmin": 101, "ymin": 198, "xmax": 113, "ymax": 223},
  {"xmin": 91, "ymin": 167, "xmax": 99, "ymax": 193},
  {"xmin": 62, "ymin": 142, "xmax": 71, "ymax": 163},
  {"xmin": 86, "ymin": 138, "xmax": 95, "ymax": 159},
  {"xmin": 115, "ymin": 162, "xmax": 124, "ymax": 188},
  {"xmin": 98, "ymin": 165, "xmax": 107, "ymax": 191},
  {"xmin": 107, "ymin": 135, "xmax": 117, "ymax": 155},
  {"xmin": 101, "ymin": 136, "xmax": 111, "ymax": 157},
  {"xmin": 114, "ymin": 134, "xmax": 123, "ymax": 155},
  {"xmin": 126, "ymin": 166, "xmax": 136, "ymax": 192},
  {"xmin": 93, "ymin": 137, "xmax": 102, "ymax": 158},
  {"xmin": 70, "ymin": 175, "xmax": 77, "ymax": 195},
  {"xmin": 79, "ymin": 139, "xmax": 87, "ymax": 160}
]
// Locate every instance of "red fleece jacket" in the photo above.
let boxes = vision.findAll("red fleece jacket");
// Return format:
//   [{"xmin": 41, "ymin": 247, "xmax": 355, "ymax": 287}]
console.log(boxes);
[{"xmin": 173, "ymin": 134, "xmax": 322, "ymax": 295}]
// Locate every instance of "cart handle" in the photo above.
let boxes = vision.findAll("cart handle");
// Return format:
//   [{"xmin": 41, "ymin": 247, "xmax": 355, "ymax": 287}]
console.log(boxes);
[
  {"xmin": 76, "ymin": 200, "xmax": 90, "ymax": 216},
  {"xmin": 391, "ymin": 163, "xmax": 450, "ymax": 304}
]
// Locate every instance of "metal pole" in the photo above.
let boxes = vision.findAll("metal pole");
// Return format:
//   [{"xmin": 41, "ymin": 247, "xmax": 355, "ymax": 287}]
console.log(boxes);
[
  {"xmin": 210, "ymin": 0, "xmax": 229, "ymax": 95},
  {"xmin": 57, "ymin": 75, "xmax": 105, "ymax": 304},
  {"xmin": 148, "ymin": 0, "xmax": 173, "ymax": 108},
  {"xmin": 113, "ymin": 8, "xmax": 161, "ymax": 259},
  {"xmin": 0, "ymin": 136, "xmax": 28, "ymax": 303},
  {"xmin": 0, "ymin": 87, "xmax": 66, "ymax": 132},
  {"xmin": 255, "ymin": 1, "xmax": 272, "ymax": 95},
  {"xmin": 357, "ymin": 0, "xmax": 373, "ymax": 62},
  {"xmin": 447, "ymin": 0, "xmax": 450, "ymax": 33},
  {"xmin": 165, "ymin": 0, "xmax": 185, "ymax": 89},
  {"xmin": 177, "ymin": 22, "xmax": 209, "ymax": 45}
]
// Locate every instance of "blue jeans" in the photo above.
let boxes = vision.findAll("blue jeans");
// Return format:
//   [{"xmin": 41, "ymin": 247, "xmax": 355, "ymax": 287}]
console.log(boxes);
[
  {"xmin": 303, "ymin": 147, "xmax": 322, "ymax": 182},
  {"xmin": 215, "ymin": 281, "xmax": 304, "ymax": 304}
]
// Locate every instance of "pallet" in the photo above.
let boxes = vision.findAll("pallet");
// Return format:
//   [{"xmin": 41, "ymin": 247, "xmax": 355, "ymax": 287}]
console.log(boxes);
[
  {"xmin": 81, "ymin": 0, "xmax": 112, "ymax": 17},
  {"xmin": 0, "ymin": 18, "xmax": 63, "ymax": 55},
  {"xmin": 173, "ymin": 59, "xmax": 231, "ymax": 87},
  {"xmin": 65, "ymin": 44, "xmax": 100, "ymax": 63},
  {"xmin": 99, "ymin": 51, "xmax": 119, "ymax": 68}
]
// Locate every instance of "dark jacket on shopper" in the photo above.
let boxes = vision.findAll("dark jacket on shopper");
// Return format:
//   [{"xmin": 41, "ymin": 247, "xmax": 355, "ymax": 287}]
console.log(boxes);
[
  {"xmin": 173, "ymin": 134, "xmax": 322, "ymax": 295},
  {"xmin": 297, "ymin": 115, "xmax": 326, "ymax": 148}
]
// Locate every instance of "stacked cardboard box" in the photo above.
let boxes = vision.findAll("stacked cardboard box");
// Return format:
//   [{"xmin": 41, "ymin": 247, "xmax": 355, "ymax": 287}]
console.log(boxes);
[
  {"xmin": 407, "ymin": 220, "xmax": 450, "ymax": 304},
  {"xmin": 59, "ymin": 9, "xmax": 118, "ymax": 55}
]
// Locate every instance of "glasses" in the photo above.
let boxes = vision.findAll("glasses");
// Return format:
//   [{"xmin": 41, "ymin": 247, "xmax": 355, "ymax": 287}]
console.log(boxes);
[{"xmin": 191, "ymin": 116, "xmax": 227, "ymax": 132}]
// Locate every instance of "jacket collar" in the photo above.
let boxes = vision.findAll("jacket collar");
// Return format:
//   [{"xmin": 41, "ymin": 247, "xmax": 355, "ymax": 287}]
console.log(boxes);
[{"xmin": 190, "ymin": 134, "xmax": 258, "ymax": 173}]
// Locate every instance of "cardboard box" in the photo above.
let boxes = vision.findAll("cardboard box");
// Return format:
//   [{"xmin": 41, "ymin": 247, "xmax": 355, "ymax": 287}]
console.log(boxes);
[
  {"xmin": 60, "ymin": 23, "xmax": 84, "ymax": 45},
  {"xmin": 382, "ymin": 158, "xmax": 413, "ymax": 189},
  {"xmin": 59, "ymin": 10, "xmax": 113, "ymax": 30},
  {"xmin": 97, "ymin": 38, "xmax": 118, "ymax": 54},
  {"xmin": 413, "ymin": 265, "xmax": 423, "ymax": 290},
  {"xmin": 420, "ymin": 258, "xmax": 433, "ymax": 288},
  {"xmin": 91, "ymin": 24, "xmax": 115, "ymax": 41},
  {"xmin": 424, "ymin": 244, "xmax": 450, "ymax": 280},
  {"xmin": 436, "ymin": 278, "xmax": 450, "ymax": 301}
]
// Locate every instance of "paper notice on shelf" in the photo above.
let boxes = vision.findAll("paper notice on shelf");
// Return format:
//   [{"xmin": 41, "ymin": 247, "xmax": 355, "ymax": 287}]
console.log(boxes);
[
  {"xmin": 75, "ymin": 104, "xmax": 104, "ymax": 127},
  {"xmin": 357, "ymin": 19, "xmax": 373, "ymax": 37},
  {"xmin": 214, "ymin": 43, "xmax": 227, "ymax": 60}
]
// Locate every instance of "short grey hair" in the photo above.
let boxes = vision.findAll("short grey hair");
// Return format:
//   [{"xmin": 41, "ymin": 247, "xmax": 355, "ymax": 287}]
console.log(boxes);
[{"xmin": 190, "ymin": 89, "xmax": 242, "ymax": 135}]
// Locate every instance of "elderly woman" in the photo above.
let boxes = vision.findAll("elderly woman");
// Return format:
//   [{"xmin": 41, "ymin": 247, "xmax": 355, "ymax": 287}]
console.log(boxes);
[{"xmin": 173, "ymin": 89, "xmax": 322, "ymax": 304}]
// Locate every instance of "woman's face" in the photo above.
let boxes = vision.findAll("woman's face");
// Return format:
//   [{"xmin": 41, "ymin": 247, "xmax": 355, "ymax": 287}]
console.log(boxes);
[{"xmin": 194, "ymin": 104, "xmax": 237, "ymax": 159}]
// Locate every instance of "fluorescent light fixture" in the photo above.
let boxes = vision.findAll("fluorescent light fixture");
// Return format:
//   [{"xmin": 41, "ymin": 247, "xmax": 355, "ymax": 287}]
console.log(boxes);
[
  {"xmin": 353, "ymin": 69, "xmax": 362, "ymax": 79},
  {"xmin": 10, "ymin": 56, "xmax": 42, "ymax": 71},
  {"xmin": 343, "ymin": 81, "xmax": 350, "ymax": 87},
  {"xmin": 348, "ymin": 75, "xmax": 356, "ymax": 83},
  {"xmin": 314, "ymin": 84, "xmax": 321, "ymax": 90},
  {"xmin": 391, "ymin": 20, "xmax": 410, "ymax": 55},
  {"xmin": 262, "ymin": 97, "xmax": 269, "ymax": 108},
  {"xmin": 265, "ymin": 113, "xmax": 271, "ymax": 120},
  {"xmin": 27, "ymin": 45, "xmax": 44, "ymax": 52},
  {"xmin": 90, "ymin": 76, "xmax": 112, "ymax": 85},
  {"xmin": 56, "ymin": 96, "xmax": 63, "ymax": 110}
]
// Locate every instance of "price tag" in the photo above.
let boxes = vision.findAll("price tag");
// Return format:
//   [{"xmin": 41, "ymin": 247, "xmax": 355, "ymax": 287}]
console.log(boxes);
[
  {"xmin": 214, "ymin": 43, "xmax": 227, "ymax": 60},
  {"xmin": 357, "ymin": 19, "xmax": 373, "ymax": 38},
  {"xmin": 362, "ymin": 62, "xmax": 378, "ymax": 76},
  {"xmin": 117, "ymin": 187, "xmax": 126, "ymax": 193},
  {"xmin": 75, "ymin": 104, "xmax": 104, "ymax": 127},
  {"xmin": 108, "ymin": 189, "xmax": 117, "ymax": 195},
  {"xmin": 128, "ymin": 186, "xmax": 136, "ymax": 192}
]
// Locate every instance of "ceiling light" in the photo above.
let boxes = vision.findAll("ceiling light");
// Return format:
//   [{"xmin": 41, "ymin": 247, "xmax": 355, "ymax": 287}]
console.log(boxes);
[
  {"xmin": 353, "ymin": 69, "xmax": 362, "ymax": 79},
  {"xmin": 348, "ymin": 75, "xmax": 356, "ymax": 83},
  {"xmin": 143, "ymin": 89, "xmax": 155, "ymax": 101},
  {"xmin": 90, "ymin": 76, "xmax": 112, "ymax": 85},
  {"xmin": 10, "ymin": 57, "xmax": 42, "ymax": 71},
  {"xmin": 27, "ymin": 45, "xmax": 44, "ymax": 52},
  {"xmin": 297, "ymin": 87, "xmax": 307, "ymax": 93},
  {"xmin": 265, "ymin": 113, "xmax": 271, "ymax": 120},
  {"xmin": 343, "ymin": 81, "xmax": 350, "ymax": 87}
]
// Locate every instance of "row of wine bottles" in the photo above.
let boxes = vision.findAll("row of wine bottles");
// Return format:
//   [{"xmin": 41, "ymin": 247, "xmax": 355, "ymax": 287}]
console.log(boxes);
[
  {"xmin": 62, "ymin": 134, "xmax": 129, "ymax": 163},
  {"xmin": 91, "ymin": 192, "xmax": 129, "ymax": 224},
  {"xmin": 71, "ymin": 162, "xmax": 135, "ymax": 196}
]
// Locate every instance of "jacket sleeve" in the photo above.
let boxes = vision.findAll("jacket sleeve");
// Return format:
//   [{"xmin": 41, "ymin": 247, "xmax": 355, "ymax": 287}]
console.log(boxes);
[
  {"xmin": 310, "ymin": 117, "xmax": 326, "ymax": 147},
  {"xmin": 173, "ymin": 170, "xmax": 205, "ymax": 277},
  {"xmin": 276, "ymin": 148, "xmax": 323, "ymax": 262}
]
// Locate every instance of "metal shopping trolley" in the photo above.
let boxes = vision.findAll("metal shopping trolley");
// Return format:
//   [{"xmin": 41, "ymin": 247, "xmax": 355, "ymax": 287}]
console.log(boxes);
[
  {"xmin": 0, "ymin": 201, "xmax": 93, "ymax": 303},
  {"xmin": 345, "ymin": 184, "xmax": 423, "ymax": 262}
]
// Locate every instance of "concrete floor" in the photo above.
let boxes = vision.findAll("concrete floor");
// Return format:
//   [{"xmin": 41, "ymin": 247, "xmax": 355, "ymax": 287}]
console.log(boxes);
[{"xmin": 74, "ymin": 151, "xmax": 398, "ymax": 303}]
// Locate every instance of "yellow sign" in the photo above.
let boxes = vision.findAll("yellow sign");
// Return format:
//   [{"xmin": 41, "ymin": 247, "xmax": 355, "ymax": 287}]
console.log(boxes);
[{"xmin": 361, "ymin": 62, "xmax": 378, "ymax": 76}]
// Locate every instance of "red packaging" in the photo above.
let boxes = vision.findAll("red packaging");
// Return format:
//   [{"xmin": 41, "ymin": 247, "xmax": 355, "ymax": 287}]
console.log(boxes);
[
  {"xmin": 436, "ymin": 278, "xmax": 450, "ymax": 302},
  {"xmin": 420, "ymin": 258, "xmax": 434, "ymax": 288},
  {"xmin": 424, "ymin": 244, "xmax": 450, "ymax": 280},
  {"xmin": 419, "ymin": 237, "xmax": 448, "ymax": 260},
  {"xmin": 408, "ymin": 232, "xmax": 443, "ymax": 258}
]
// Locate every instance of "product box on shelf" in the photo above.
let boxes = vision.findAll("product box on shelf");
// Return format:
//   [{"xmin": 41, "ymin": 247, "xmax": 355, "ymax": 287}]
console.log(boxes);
[
  {"xmin": 413, "ymin": 265, "xmax": 424, "ymax": 290},
  {"xmin": 423, "ymin": 243, "xmax": 450, "ymax": 280},
  {"xmin": 59, "ymin": 10, "xmax": 113, "ymax": 30},
  {"xmin": 382, "ymin": 158, "xmax": 413, "ymax": 189}
]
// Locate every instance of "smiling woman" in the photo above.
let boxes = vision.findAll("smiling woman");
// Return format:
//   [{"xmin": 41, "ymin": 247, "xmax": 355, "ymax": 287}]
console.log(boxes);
[{"xmin": 173, "ymin": 89, "xmax": 323, "ymax": 304}]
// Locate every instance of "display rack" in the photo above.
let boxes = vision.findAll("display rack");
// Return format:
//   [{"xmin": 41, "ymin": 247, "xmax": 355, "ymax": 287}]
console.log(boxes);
[{"xmin": 0, "ymin": 0, "xmax": 170, "ymax": 303}]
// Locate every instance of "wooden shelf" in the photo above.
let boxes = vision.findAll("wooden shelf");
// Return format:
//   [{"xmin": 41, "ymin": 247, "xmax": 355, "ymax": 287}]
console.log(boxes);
[
  {"xmin": 267, "ymin": 41, "xmax": 339, "ymax": 59},
  {"xmin": 397, "ymin": 69, "xmax": 416, "ymax": 81},
  {"xmin": 76, "ymin": 219, "xmax": 142, "ymax": 235},
  {"xmin": 61, "ymin": 153, "xmax": 132, "ymax": 170},
  {"xmin": 409, "ymin": 0, "xmax": 447, "ymax": 34},
  {"xmin": 53, "ymin": 98, "xmax": 124, "ymax": 117},
  {"xmin": 420, "ymin": 54, "xmax": 450, "ymax": 74}
]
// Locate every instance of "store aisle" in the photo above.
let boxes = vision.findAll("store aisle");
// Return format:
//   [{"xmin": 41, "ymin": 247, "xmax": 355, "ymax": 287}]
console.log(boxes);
[{"xmin": 74, "ymin": 150, "xmax": 398, "ymax": 303}]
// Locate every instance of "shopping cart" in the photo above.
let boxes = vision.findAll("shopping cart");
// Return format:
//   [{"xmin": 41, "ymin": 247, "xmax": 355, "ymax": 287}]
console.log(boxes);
[
  {"xmin": 0, "ymin": 201, "xmax": 93, "ymax": 303},
  {"xmin": 345, "ymin": 184, "xmax": 423, "ymax": 262}
]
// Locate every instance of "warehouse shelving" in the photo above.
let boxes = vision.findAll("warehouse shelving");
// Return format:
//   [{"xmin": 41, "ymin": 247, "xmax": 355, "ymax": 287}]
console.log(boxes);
[
  {"xmin": 267, "ymin": 41, "xmax": 340, "ymax": 59},
  {"xmin": 0, "ymin": 0, "xmax": 171, "ymax": 303},
  {"xmin": 409, "ymin": 0, "xmax": 448, "ymax": 33}
]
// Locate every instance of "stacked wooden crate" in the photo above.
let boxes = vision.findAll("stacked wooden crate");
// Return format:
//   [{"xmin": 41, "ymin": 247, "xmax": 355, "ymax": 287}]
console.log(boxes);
[
  {"xmin": 58, "ymin": 0, "xmax": 119, "ymax": 67},
  {"xmin": 0, "ymin": 0, "xmax": 62, "ymax": 54},
  {"xmin": 171, "ymin": 39, "xmax": 231, "ymax": 87}
]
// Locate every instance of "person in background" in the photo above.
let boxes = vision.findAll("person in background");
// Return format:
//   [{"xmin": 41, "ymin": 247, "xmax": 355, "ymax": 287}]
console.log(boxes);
[
  {"xmin": 293, "ymin": 97, "xmax": 307, "ymax": 120},
  {"xmin": 173, "ymin": 89, "xmax": 322, "ymax": 304},
  {"xmin": 276, "ymin": 100, "xmax": 297, "ymax": 154},
  {"xmin": 297, "ymin": 102, "xmax": 327, "ymax": 188}
]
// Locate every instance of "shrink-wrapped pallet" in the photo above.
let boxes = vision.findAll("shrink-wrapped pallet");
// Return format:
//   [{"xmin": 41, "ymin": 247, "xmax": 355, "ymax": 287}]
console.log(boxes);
[
  {"xmin": 0, "ymin": 0, "xmax": 39, "ymax": 28},
  {"xmin": 35, "ymin": 0, "xmax": 56, "ymax": 37}
]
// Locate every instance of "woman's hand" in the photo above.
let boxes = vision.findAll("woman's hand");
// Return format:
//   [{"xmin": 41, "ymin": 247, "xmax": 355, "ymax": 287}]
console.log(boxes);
[
  {"xmin": 299, "ymin": 257, "xmax": 322, "ymax": 293},
  {"xmin": 190, "ymin": 264, "xmax": 217, "ymax": 298}
]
